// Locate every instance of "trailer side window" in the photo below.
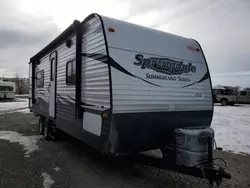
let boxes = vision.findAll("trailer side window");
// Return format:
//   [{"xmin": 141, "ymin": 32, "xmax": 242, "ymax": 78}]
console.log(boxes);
[
  {"xmin": 36, "ymin": 70, "xmax": 44, "ymax": 88},
  {"xmin": 66, "ymin": 60, "xmax": 76, "ymax": 84},
  {"xmin": 0, "ymin": 86, "xmax": 13, "ymax": 91}
]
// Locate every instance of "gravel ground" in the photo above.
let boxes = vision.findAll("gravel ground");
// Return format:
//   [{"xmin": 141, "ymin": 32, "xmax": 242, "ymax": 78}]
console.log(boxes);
[{"xmin": 0, "ymin": 111, "xmax": 250, "ymax": 188}]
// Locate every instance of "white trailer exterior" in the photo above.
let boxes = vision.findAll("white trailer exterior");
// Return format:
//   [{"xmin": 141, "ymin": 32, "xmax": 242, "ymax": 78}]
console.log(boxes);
[
  {"xmin": 0, "ymin": 80, "xmax": 15, "ymax": 99},
  {"xmin": 29, "ymin": 14, "xmax": 213, "ymax": 155}
]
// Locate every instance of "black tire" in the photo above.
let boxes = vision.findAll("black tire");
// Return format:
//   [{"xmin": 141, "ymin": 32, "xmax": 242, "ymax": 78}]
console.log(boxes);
[
  {"xmin": 51, "ymin": 126, "xmax": 61, "ymax": 141},
  {"xmin": 44, "ymin": 121, "xmax": 51, "ymax": 140},
  {"xmin": 221, "ymin": 99, "xmax": 228, "ymax": 106},
  {"xmin": 38, "ymin": 116, "xmax": 45, "ymax": 135}
]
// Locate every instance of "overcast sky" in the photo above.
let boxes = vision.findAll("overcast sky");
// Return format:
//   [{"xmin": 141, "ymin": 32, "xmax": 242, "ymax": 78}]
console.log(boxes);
[{"xmin": 0, "ymin": 0, "xmax": 249, "ymax": 87}]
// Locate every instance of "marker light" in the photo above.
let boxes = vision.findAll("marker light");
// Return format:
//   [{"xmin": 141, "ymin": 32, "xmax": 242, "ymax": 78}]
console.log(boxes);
[
  {"xmin": 103, "ymin": 113, "xmax": 109, "ymax": 119},
  {"xmin": 108, "ymin": 27, "xmax": 115, "ymax": 32}
]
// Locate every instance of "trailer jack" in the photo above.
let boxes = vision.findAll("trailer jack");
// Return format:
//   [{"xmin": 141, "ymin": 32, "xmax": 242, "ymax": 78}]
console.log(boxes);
[
  {"xmin": 201, "ymin": 136, "xmax": 231, "ymax": 187},
  {"xmin": 125, "ymin": 154, "xmax": 231, "ymax": 187},
  {"xmin": 199, "ymin": 164, "xmax": 231, "ymax": 187},
  {"xmin": 125, "ymin": 137, "xmax": 231, "ymax": 187}
]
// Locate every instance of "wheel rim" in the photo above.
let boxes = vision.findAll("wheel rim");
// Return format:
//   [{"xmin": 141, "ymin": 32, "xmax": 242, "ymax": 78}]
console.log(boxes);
[
  {"xmin": 44, "ymin": 125, "xmax": 48, "ymax": 137},
  {"xmin": 39, "ymin": 120, "xmax": 43, "ymax": 133}
]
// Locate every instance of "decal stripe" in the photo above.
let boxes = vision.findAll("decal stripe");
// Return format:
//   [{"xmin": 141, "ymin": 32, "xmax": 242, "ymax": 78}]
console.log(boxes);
[
  {"xmin": 182, "ymin": 82, "xmax": 197, "ymax": 88},
  {"xmin": 108, "ymin": 57, "xmax": 161, "ymax": 87},
  {"xmin": 66, "ymin": 94, "xmax": 75, "ymax": 103},
  {"xmin": 57, "ymin": 95, "xmax": 68, "ymax": 105},
  {"xmin": 36, "ymin": 89, "xmax": 47, "ymax": 97},
  {"xmin": 82, "ymin": 53, "xmax": 209, "ymax": 88},
  {"xmin": 57, "ymin": 94, "xmax": 71, "ymax": 105},
  {"xmin": 183, "ymin": 71, "xmax": 209, "ymax": 88},
  {"xmin": 82, "ymin": 53, "xmax": 161, "ymax": 87},
  {"xmin": 57, "ymin": 93, "xmax": 95, "ymax": 107},
  {"xmin": 37, "ymin": 92, "xmax": 47, "ymax": 97},
  {"xmin": 197, "ymin": 71, "xmax": 209, "ymax": 83},
  {"xmin": 81, "ymin": 102, "xmax": 95, "ymax": 107}
]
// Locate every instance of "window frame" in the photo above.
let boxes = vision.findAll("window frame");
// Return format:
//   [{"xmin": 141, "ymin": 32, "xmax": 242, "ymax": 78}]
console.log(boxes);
[
  {"xmin": 50, "ymin": 58, "xmax": 55, "ymax": 81},
  {"xmin": 66, "ymin": 59, "xmax": 76, "ymax": 85},
  {"xmin": 36, "ymin": 69, "xmax": 44, "ymax": 88},
  {"xmin": 49, "ymin": 51, "xmax": 57, "ymax": 81}
]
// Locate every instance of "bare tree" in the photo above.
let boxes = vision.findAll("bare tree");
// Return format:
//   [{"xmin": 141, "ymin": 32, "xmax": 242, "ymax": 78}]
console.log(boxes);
[{"xmin": 15, "ymin": 74, "xmax": 25, "ymax": 94}]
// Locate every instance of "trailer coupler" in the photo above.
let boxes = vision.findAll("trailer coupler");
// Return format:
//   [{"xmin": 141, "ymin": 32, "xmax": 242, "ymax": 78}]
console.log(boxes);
[
  {"xmin": 198, "ymin": 164, "xmax": 231, "ymax": 187},
  {"xmin": 201, "ymin": 136, "xmax": 231, "ymax": 186}
]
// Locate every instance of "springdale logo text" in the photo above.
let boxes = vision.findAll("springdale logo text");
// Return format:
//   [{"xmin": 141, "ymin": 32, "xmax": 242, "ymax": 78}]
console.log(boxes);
[{"xmin": 134, "ymin": 54, "xmax": 196, "ymax": 75}]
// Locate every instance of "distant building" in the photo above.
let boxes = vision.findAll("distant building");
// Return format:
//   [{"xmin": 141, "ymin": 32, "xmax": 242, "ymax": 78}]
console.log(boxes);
[{"xmin": 1, "ymin": 77, "xmax": 29, "ymax": 94}]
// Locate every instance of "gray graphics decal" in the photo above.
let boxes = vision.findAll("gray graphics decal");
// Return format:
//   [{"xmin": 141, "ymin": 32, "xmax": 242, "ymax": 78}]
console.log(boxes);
[
  {"xmin": 134, "ymin": 54, "xmax": 196, "ymax": 75},
  {"xmin": 82, "ymin": 53, "xmax": 208, "ymax": 88}
]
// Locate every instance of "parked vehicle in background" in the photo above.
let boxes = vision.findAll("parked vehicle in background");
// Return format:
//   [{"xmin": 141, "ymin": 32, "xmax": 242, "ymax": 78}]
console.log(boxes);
[
  {"xmin": 213, "ymin": 87, "xmax": 250, "ymax": 105},
  {"xmin": 212, "ymin": 86, "xmax": 238, "ymax": 106},
  {"xmin": 238, "ymin": 90, "xmax": 250, "ymax": 104},
  {"xmin": 0, "ymin": 80, "xmax": 16, "ymax": 99}
]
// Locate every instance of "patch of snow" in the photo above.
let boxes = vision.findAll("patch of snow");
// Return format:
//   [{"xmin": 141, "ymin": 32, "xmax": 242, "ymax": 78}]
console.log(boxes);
[
  {"xmin": 212, "ymin": 105, "xmax": 250, "ymax": 155},
  {"xmin": 15, "ymin": 94, "xmax": 29, "ymax": 99},
  {"xmin": 213, "ymin": 86, "xmax": 225, "ymax": 89},
  {"xmin": 142, "ymin": 149, "xmax": 163, "ymax": 158},
  {"xmin": 53, "ymin": 166, "xmax": 61, "ymax": 172},
  {"xmin": 15, "ymin": 108, "xmax": 30, "ymax": 114},
  {"xmin": 42, "ymin": 172, "xmax": 54, "ymax": 188},
  {"xmin": 0, "ymin": 99, "xmax": 29, "ymax": 114},
  {"xmin": 0, "ymin": 131, "xmax": 42, "ymax": 158}
]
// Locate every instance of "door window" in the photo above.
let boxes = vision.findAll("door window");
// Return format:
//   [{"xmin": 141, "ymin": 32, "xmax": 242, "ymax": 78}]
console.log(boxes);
[
  {"xmin": 240, "ymin": 91, "xmax": 247, "ymax": 96},
  {"xmin": 49, "ymin": 51, "xmax": 57, "ymax": 81},
  {"xmin": 50, "ymin": 59, "xmax": 54, "ymax": 81}
]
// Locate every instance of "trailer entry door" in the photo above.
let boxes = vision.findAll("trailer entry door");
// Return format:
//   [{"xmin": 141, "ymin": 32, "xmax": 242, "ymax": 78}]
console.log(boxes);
[{"xmin": 49, "ymin": 51, "xmax": 57, "ymax": 118}]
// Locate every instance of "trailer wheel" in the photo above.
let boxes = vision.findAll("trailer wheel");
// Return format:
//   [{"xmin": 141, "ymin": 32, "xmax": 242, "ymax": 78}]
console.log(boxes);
[
  {"xmin": 51, "ymin": 125, "xmax": 62, "ymax": 141},
  {"xmin": 38, "ymin": 116, "xmax": 45, "ymax": 135},
  {"xmin": 221, "ymin": 99, "xmax": 228, "ymax": 106},
  {"xmin": 44, "ymin": 121, "xmax": 51, "ymax": 140}
]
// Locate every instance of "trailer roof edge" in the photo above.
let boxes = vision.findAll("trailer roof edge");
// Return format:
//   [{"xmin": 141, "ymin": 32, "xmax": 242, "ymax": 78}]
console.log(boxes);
[{"xmin": 30, "ymin": 20, "xmax": 81, "ymax": 62}]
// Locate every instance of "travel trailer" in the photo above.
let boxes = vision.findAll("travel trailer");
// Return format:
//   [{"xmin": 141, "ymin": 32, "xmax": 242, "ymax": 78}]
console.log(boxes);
[
  {"xmin": 0, "ymin": 80, "xmax": 15, "ymax": 99},
  {"xmin": 29, "ymin": 13, "xmax": 230, "ymax": 185}
]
